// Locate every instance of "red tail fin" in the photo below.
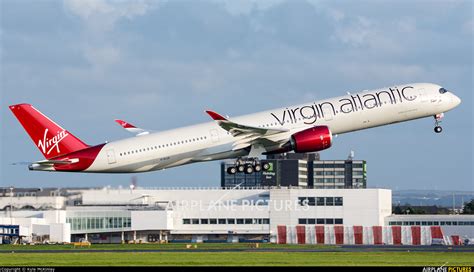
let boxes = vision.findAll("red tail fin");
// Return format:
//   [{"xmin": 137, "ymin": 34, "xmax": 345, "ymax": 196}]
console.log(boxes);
[{"xmin": 9, "ymin": 104, "xmax": 89, "ymax": 159}]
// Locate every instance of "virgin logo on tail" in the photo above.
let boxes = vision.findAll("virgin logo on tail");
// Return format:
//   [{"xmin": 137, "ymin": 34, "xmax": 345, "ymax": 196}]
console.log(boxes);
[{"xmin": 37, "ymin": 129, "xmax": 69, "ymax": 155}]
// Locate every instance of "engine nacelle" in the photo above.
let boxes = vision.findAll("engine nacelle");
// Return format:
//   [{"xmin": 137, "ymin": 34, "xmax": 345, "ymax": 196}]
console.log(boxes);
[{"xmin": 290, "ymin": 126, "xmax": 332, "ymax": 153}]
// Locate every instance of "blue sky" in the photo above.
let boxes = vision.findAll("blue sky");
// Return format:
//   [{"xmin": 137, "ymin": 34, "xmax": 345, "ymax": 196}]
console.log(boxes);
[{"xmin": 1, "ymin": 0, "xmax": 472, "ymax": 190}]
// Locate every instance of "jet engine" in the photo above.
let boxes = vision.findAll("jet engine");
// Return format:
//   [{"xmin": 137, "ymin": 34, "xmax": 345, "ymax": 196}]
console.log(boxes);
[{"xmin": 290, "ymin": 126, "xmax": 332, "ymax": 153}]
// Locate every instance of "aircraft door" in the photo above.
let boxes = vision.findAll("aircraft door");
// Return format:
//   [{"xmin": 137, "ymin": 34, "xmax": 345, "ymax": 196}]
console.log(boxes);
[
  {"xmin": 210, "ymin": 129, "xmax": 220, "ymax": 143},
  {"xmin": 419, "ymin": 88, "xmax": 428, "ymax": 103},
  {"xmin": 322, "ymin": 107, "xmax": 334, "ymax": 121},
  {"xmin": 106, "ymin": 149, "xmax": 117, "ymax": 164}
]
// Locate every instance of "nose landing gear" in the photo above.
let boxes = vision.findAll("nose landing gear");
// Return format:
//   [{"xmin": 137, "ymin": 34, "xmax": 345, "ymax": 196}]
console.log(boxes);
[
  {"xmin": 434, "ymin": 113, "xmax": 444, "ymax": 133},
  {"xmin": 226, "ymin": 158, "xmax": 270, "ymax": 175}
]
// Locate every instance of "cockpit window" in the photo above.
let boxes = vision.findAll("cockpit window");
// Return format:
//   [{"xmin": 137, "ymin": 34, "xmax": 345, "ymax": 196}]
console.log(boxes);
[{"xmin": 439, "ymin": 88, "xmax": 448, "ymax": 94}]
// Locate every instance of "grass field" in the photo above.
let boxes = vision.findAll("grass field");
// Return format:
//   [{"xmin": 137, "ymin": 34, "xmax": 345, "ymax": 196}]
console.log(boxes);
[
  {"xmin": 1, "ymin": 252, "xmax": 473, "ymax": 266},
  {"xmin": 0, "ymin": 244, "xmax": 472, "ymax": 266}
]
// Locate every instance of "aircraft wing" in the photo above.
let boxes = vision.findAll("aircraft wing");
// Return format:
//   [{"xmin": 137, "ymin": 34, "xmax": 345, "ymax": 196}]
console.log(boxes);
[
  {"xmin": 205, "ymin": 110, "xmax": 290, "ymax": 151},
  {"xmin": 114, "ymin": 119, "xmax": 150, "ymax": 136}
]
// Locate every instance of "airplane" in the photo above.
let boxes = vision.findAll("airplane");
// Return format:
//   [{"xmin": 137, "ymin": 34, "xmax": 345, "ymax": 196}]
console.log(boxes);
[{"xmin": 9, "ymin": 82, "xmax": 461, "ymax": 174}]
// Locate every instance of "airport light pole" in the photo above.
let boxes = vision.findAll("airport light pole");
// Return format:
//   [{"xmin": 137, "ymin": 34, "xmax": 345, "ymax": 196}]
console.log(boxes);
[{"xmin": 9, "ymin": 186, "xmax": 14, "ymax": 225}]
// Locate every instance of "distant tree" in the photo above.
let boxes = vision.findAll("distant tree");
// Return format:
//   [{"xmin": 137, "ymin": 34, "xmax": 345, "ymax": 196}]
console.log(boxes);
[
  {"xmin": 462, "ymin": 199, "xmax": 474, "ymax": 214},
  {"xmin": 393, "ymin": 204, "xmax": 403, "ymax": 214},
  {"xmin": 413, "ymin": 208, "xmax": 426, "ymax": 214},
  {"xmin": 405, "ymin": 206, "xmax": 415, "ymax": 215}
]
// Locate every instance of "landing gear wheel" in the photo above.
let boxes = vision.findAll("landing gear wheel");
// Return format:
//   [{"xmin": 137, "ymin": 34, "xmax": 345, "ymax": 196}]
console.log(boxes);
[
  {"xmin": 245, "ymin": 164, "xmax": 254, "ymax": 174},
  {"xmin": 262, "ymin": 162, "xmax": 270, "ymax": 171},
  {"xmin": 237, "ymin": 165, "xmax": 245, "ymax": 172},
  {"xmin": 254, "ymin": 164, "xmax": 262, "ymax": 172},
  {"xmin": 433, "ymin": 114, "xmax": 444, "ymax": 134},
  {"xmin": 227, "ymin": 167, "xmax": 237, "ymax": 175}
]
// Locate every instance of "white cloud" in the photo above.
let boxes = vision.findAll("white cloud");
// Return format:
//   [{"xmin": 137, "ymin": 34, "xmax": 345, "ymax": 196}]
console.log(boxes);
[
  {"xmin": 64, "ymin": 0, "xmax": 157, "ymax": 31},
  {"xmin": 63, "ymin": 0, "xmax": 158, "ymax": 69},
  {"xmin": 326, "ymin": 8, "xmax": 345, "ymax": 22},
  {"xmin": 83, "ymin": 45, "xmax": 121, "ymax": 67},
  {"xmin": 212, "ymin": 0, "xmax": 285, "ymax": 16},
  {"xmin": 336, "ymin": 63, "xmax": 426, "ymax": 83},
  {"xmin": 396, "ymin": 18, "xmax": 416, "ymax": 33},
  {"xmin": 464, "ymin": 19, "xmax": 474, "ymax": 35},
  {"xmin": 332, "ymin": 16, "xmax": 375, "ymax": 47}
]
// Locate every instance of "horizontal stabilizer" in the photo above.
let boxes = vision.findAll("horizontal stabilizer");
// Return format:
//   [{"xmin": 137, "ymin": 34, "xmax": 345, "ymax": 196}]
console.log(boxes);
[{"xmin": 34, "ymin": 158, "xmax": 79, "ymax": 165}]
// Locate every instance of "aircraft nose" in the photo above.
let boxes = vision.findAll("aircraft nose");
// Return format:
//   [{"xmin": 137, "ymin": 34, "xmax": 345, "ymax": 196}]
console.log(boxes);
[{"xmin": 452, "ymin": 94, "xmax": 461, "ymax": 107}]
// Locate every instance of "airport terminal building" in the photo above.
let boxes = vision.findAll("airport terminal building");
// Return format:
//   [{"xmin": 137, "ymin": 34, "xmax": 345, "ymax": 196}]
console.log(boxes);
[{"xmin": 1, "ymin": 186, "xmax": 472, "ymax": 244}]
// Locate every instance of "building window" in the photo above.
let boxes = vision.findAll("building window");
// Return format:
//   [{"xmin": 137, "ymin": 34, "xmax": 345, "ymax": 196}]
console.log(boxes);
[
  {"xmin": 183, "ymin": 219, "xmax": 190, "ymax": 224},
  {"xmin": 316, "ymin": 197, "xmax": 325, "ymax": 206},
  {"xmin": 335, "ymin": 197, "xmax": 343, "ymax": 206},
  {"xmin": 200, "ymin": 219, "xmax": 209, "ymax": 224},
  {"xmin": 245, "ymin": 218, "xmax": 252, "ymax": 224},
  {"xmin": 325, "ymin": 218, "xmax": 334, "ymax": 224},
  {"xmin": 335, "ymin": 218, "xmax": 343, "ymax": 224},
  {"xmin": 237, "ymin": 219, "xmax": 244, "ymax": 224},
  {"xmin": 316, "ymin": 219, "xmax": 324, "ymax": 224},
  {"xmin": 191, "ymin": 219, "xmax": 199, "ymax": 224},
  {"xmin": 218, "ymin": 219, "xmax": 226, "ymax": 224},
  {"xmin": 263, "ymin": 219, "xmax": 270, "ymax": 224},
  {"xmin": 298, "ymin": 197, "xmax": 308, "ymax": 206},
  {"xmin": 227, "ymin": 219, "xmax": 235, "ymax": 224},
  {"xmin": 298, "ymin": 218, "xmax": 307, "ymax": 224},
  {"xmin": 325, "ymin": 197, "xmax": 334, "ymax": 206},
  {"xmin": 209, "ymin": 219, "xmax": 217, "ymax": 224},
  {"xmin": 308, "ymin": 218, "xmax": 316, "ymax": 224}
]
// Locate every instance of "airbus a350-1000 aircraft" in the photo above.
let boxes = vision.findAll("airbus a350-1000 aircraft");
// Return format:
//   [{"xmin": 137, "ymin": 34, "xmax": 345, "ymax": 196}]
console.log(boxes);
[{"xmin": 10, "ymin": 83, "xmax": 461, "ymax": 174}]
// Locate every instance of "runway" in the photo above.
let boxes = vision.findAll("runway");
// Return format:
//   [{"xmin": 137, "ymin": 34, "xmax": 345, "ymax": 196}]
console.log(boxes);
[{"xmin": 1, "ymin": 245, "xmax": 473, "ymax": 253}]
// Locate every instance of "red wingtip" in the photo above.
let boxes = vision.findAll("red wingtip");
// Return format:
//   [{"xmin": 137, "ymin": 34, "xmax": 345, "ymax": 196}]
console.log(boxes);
[
  {"xmin": 114, "ymin": 119, "xmax": 136, "ymax": 129},
  {"xmin": 205, "ymin": 110, "xmax": 227, "ymax": 121}
]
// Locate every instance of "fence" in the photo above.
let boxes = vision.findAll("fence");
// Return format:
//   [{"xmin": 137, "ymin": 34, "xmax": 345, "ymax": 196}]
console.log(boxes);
[{"xmin": 276, "ymin": 225, "xmax": 460, "ymax": 245}]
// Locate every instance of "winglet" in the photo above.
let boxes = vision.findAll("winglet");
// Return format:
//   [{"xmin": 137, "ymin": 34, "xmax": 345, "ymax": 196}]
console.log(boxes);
[
  {"xmin": 115, "ymin": 119, "xmax": 137, "ymax": 129},
  {"xmin": 114, "ymin": 119, "xmax": 149, "ymax": 136},
  {"xmin": 205, "ymin": 110, "xmax": 227, "ymax": 121}
]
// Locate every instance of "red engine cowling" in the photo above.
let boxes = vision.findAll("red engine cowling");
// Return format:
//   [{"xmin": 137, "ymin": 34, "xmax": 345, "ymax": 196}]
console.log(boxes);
[{"xmin": 290, "ymin": 126, "xmax": 332, "ymax": 153}]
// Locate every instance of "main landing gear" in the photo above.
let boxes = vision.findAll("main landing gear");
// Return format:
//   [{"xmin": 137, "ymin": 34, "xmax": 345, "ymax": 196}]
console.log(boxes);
[
  {"xmin": 434, "ymin": 113, "xmax": 444, "ymax": 133},
  {"xmin": 226, "ymin": 158, "xmax": 270, "ymax": 175}
]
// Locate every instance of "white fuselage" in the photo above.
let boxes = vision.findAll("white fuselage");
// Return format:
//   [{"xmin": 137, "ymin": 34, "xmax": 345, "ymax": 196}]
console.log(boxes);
[{"xmin": 85, "ymin": 83, "xmax": 461, "ymax": 173}]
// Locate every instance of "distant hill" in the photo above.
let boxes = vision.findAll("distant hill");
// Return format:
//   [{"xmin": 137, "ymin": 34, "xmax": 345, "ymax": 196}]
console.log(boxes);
[{"xmin": 392, "ymin": 190, "xmax": 474, "ymax": 208}]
